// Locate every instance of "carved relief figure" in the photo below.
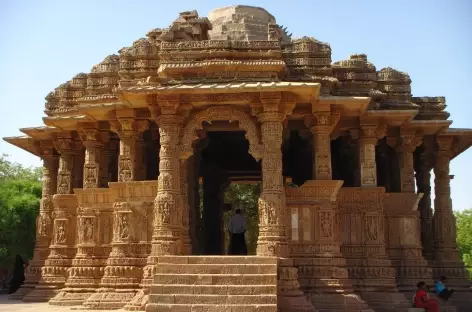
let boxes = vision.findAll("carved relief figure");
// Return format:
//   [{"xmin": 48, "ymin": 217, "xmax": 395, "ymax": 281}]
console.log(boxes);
[
  {"xmin": 158, "ymin": 201, "xmax": 171, "ymax": 224},
  {"xmin": 366, "ymin": 216, "xmax": 378, "ymax": 241},
  {"xmin": 118, "ymin": 214, "xmax": 130, "ymax": 240},
  {"xmin": 38, "ymin": 215, "xmax": 48, "ymax": 237},
  {"xmin": 83, "ymin": 218, "xmax": 94, "ymax": 242},
  {"xmin": 320, "ymin": 211, "xmax": 332, "ymax": 238},
  {"xmin": 56, "ymin": 222, "xmax": 66, "ymax": 244}
]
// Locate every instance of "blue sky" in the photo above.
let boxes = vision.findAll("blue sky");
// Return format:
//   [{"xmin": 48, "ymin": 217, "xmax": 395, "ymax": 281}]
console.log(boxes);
[{"xmin": 0, "ymin": 0, "xmax": 471, "ymax": 210}]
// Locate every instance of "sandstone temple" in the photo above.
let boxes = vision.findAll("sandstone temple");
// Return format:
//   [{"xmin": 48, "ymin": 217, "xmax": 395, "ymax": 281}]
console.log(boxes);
[{"xmin": 4, "ymin": 5, "xmax": 472, "ymax": 312}]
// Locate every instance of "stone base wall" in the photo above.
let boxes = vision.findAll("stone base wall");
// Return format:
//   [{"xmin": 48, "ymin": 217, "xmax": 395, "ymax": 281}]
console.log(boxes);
[{"xmin": 11, "ymin": 183, "xmax": 471, "ymax": 310}]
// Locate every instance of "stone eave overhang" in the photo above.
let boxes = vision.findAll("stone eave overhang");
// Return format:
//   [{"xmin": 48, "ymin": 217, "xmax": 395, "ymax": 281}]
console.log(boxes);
[
  {"xmin": 76, "ymin": 102, "xmax": 130, "ymax": 121},
  {"xmin": 363, "ymin": 109, "xmax": 419, "ymax": 126},
  {"xmin": 404, "ymin": 120, "xmax": 453, "ymax": 135},
  {"xmin": 117, "ymin": 81, "xmax": 321, "ymax": 108},
  {"xmin": 320, "ymin": 96, "xmax": 371, "ymax": 117},
  {"xmin": 20, "ymin": 126, "xmax": 60, "ymax": 140},
  {"xmin": 43, "ymin": 114, "xmax": 91, "ymax": 131},
  {"xmin": 2, "ymin": 135, "xmax": 41, "ymax": 157},
  {"xmin": 438, "ymin": 128, "xmax": 472, "ymax": 160}
]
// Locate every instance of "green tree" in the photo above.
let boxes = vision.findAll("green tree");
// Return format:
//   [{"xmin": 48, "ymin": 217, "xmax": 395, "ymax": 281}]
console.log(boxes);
[
  {"xmin": 223, "ymin": 183, "xmax": 260, "ymax": 254},
  {"xmin": 455, "ymin": 208, "xmax": 472, "ymax": 279},
  {"xmin": 0, "ymin": 154, "xmax": 42, "ymax": 272}
]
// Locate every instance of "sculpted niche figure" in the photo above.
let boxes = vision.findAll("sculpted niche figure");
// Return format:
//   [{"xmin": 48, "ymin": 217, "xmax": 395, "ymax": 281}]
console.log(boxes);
[
  {"xmin": 118, "ymin": 215, "xmax": 129, "ymax": 240},
  {"xmin": 320, "ymin": 212, "xmax": 332, "ymax": 238},
  {"xmin": 38, "ymin": 216, "xmax": 48, "ymax": 237},
  {"xmin": 56, "ymin": 223, "xmax": 66, "ymax": 244},
  {"xmin": 83, "ymin": 218, "xmax": 94, "ymax": 242}
]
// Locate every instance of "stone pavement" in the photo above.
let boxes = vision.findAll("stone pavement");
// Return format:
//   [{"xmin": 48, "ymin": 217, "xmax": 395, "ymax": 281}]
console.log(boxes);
[{"xmin": 0, "ymin": 295, "xmax": 125, "ymax": 312}]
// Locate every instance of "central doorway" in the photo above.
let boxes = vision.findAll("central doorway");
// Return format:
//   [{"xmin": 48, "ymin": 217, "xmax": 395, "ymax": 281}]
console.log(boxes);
[{"xmin": 193, "ymin": 130, "xmax": 261, "ymax": 255}]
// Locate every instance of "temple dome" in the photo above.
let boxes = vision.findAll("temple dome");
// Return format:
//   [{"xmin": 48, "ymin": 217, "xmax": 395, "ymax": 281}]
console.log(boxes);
[{"xmin": 208, "ymin": 5, "xmax": 276, "ymax": 41}]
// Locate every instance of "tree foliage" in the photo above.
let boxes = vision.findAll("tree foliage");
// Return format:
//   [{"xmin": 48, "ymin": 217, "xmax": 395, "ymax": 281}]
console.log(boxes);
[
  {"xmin": 0, "ymin": 154, "xmax": 42, "ymax": 272},
  {"xmin": 455, "ymin": 209, "xmax": 472, "ymax": 278},
  {"xmin": 223, "ymin": 183, "xmax": 260, "ymax": 254}
]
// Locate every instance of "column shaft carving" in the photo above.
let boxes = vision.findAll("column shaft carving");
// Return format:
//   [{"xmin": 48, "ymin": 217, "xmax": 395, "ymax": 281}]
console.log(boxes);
[
  {"xmin": 12, "ymin": 144, "xmax": 58, "ymax": 299},
  {"xmin": 257, "ymin": 111, "xmax": 288, "ymax": 257},
  {"xmin": 80, "ymin": 129, "xmax": 105, "ymax": 189},
  {"xmin": 111, "ymin": 119, "xmax": 149, "ymax": 182},
  {"xmin": 56, "ymin": 138, "xmax": 75, "ymax": 194},
  {"xmin": 431, "ymin": 136, "xmax": 469, "ymax": 288},
  {"xmin": 358, "ymin": 125, "xmax": 383, "ymax": 187},
  {"xmin": 397, "ymin": 130, "xmax": 422, "ymax": 193},
  {"xmin": 180, "ymin": 159, "xmax": 191, "ymax": 255},
  {"xmin": 152, "ymin": 115, "xmax": 182, "ymax": 255},
  {"xmin": 310, "ymin": 111, "xmax": 333, "ymax": 180}
]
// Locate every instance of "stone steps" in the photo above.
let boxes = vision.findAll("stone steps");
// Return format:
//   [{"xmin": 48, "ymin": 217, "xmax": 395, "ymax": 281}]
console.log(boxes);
[
  {"xmin": 146, "ymin": 256, "xmax": 278, "ymax": 312},
  {"xmin": 149, "ymin": 294, "xmax": 276, "ymax": 304},
  {"xmin": 146, "ymin": 304, "xmax": 277, "ymax": 312},
  {"xmin": 157, "ymin": 256, "xmax": 278, "ymax": 265},
  {"xmin": 153, "ymin": 263, "xmax": 277, "ymax": 274},
  {"xmin": 153, "ymin": 273, "xmax": 278, "ymax": 285},
  {"xmin": 150, "ymin": 284, "xmax": 276, "ymax": 295}
]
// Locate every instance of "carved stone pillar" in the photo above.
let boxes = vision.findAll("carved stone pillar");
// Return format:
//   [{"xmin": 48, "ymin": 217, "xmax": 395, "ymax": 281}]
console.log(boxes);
[
  {"xmin": 126, "ymin": 111, "xmax": 183, "ymax": 310},
  {"xmin": 180, "ymin": 159, "xmax": 191, "ymax": 255},
  {"xmin": 432, "ymin": 136, "xmax": 470, "ymax": 288},
  {"xmin": 11, "ymin": 142, "xmax": 58, "ymax": 300},
  {"xmin": 50, "ymin": 129, "xmax": 112, "ymax": 305},
  {"xmin": 25, "ymin": 136, "xmax": 79, "ymax": 302},
  {"xmin": 152, "ymin": 114, "xmax": 183, "ymax": 255},
  {"xmin": 111, "ymin": 118, "xmax": 149, "ymax": 182},
  {"xmin": 257, "ymin": 110, "xmax": 288, "ymax": 257},
  {"xmin": 310, "ymin": 111, "xmax": 333, "ymax": 180},
  {"xmin": 415, "ymin": 138, "xmax": 434, "ymax": 261},
  {"xmin": 397, "ymin": 129, "xmax": 422, "ymax": 193},
  {"xmin": 357, "ymin": 124, "xmax": 383, "ymax": 186},
  {"xmin": 80, "ymin": 129, "xmax": 106, "ymax": 189}
]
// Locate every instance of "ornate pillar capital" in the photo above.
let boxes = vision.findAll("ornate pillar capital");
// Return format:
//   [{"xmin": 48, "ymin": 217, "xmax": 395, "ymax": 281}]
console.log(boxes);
[
  {"xmin": 396, "ymin": 129, "xmax": 423, "ymax": 153},
  {"xmin": 436, "ymin": 135, "xmax": 454, "ymax": 151},
  {"xmin": 359, "ymin": 123, "xmax": 387, "ymax": 141},
  {"xmin": 147, "ymin": 94, "xmax": 181, "ymax": 118}
]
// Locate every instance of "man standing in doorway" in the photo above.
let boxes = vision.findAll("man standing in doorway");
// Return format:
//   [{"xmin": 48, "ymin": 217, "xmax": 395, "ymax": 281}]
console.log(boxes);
[{"xmin": 229, "ymin": 207, "xmax": 248, "ymax": 255}]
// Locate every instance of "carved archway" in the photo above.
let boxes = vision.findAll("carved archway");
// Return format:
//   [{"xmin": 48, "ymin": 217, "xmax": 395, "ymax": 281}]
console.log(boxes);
[{"xmin": 179, "ymin": 106, "xmax": 263, "ymax": 161}]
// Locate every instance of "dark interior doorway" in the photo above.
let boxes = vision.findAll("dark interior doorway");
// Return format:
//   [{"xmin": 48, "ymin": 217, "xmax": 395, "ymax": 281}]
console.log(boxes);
[{"xmin": 195, "ymin": 131, "xmax": 261, "ymax": 255}]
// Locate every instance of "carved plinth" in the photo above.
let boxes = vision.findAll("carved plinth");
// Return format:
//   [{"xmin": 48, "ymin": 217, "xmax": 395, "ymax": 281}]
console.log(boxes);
[
  {"xmin": 50, "ymin": 188, "xmax": 114, "ymax": 305},
  {"xmin": 82, "ymin": 182, "xmax": 155, "ymax": 310},
  {"xmin": 23, "ymin": 194, "xmax": 78, "ymax": 302},
  {"xmin": 277, "ymin": 258, "xmax": 315, "ymax": 312},
  {"xmin": 384, "ymin": 193, "xmax": 432, "ymax": 291},
  {"xmin": 286, "ymin": 180, "xmax": 353, "ymax": 294},
  {"xmin": 337, "ymin": 187, "xmax": 397, "ymax": 292}
]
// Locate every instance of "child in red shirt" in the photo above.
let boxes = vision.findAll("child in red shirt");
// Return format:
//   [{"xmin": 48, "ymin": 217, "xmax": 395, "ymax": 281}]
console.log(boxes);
[{"xmin": 413, "ymin": 281, "xmax": 439, "ymax": 312}]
